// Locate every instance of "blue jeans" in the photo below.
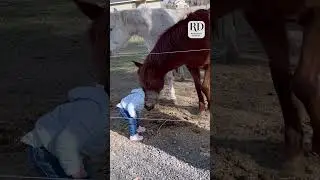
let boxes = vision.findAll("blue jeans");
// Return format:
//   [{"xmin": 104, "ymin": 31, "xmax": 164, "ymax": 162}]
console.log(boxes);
[
  {"xmin": 27, "ymin": 146, "xmax": 91, "ymax": 179},
  {"xmin": 118, "ymin": 107, "xmax": 140, "ymax": 136}
]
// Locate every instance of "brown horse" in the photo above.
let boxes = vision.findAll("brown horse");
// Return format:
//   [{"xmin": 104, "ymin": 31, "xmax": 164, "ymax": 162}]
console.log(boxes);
[
  {"xmin": 211, "ymin": 0, "xmax": 320, "ymax": 172},
  {"xmin": 133, "ymin": 9, "xmax": 210, "ymax": 112},
  {"xmin": 73, "ymin": 0, "xmax": 109, "ymax": 95}
]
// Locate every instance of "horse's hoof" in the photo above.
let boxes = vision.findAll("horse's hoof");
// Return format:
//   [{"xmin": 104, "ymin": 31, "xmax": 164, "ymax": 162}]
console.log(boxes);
[
  {"xmin": 176, "ymin": 77, "xmax": 185, "ymax": 82},
  {"xmin": 198, "ymin": 107, "xmax": 206, "ymax": 116},
  {"xmin": 307, "ymin": 151, "xmax": 320, "ymax": 158},
  {"xmin": 169, "ymin": 96, "xmax": 177, "ymax": 100},
  {"xmin": 198, "ymin": 110, "xmax": 206, "ymax": 117},
  {"xmin": 169, "ymin": 98, "xmax": 177, "ymax": 105},
  {"xmin": 199, "ymin": 103, "xmax": 206, "ymax": 112},
  {"xmin": 195, "ymin": 109, "xmax": 205, "ymax": 117}
]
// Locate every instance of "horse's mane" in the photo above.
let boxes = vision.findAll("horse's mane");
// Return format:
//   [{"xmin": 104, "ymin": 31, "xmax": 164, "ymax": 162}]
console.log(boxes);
[{"xmin": 144, "ymin": 9, "xmax": 210, "ymax": 65}]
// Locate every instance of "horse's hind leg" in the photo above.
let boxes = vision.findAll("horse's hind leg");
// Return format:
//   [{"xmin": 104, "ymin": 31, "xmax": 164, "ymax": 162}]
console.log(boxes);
[
  {"xmin": 244, "ymin": 11, "xmax": 304, "ymax": 164},
  {"xmin": 292, "ymin": 8, "xmax": 320, "ymax": 155},
  {"xmin": 187, "ymin": 66, "xmax": 206, "ymax": 112},
  {"xmin": 173, "ymin": 66, "xmax": 186, "ymax": 81},
  {"xmin": 178, "ymin": 66, "xmax": 186, "ymax": 81},
  {"xmin": 201, "ymin": 65, "xmax": 211, "ymax": 110},
  {"xmin": 165, "ymin": 71, "xmax": 177, "ymax": 100}
]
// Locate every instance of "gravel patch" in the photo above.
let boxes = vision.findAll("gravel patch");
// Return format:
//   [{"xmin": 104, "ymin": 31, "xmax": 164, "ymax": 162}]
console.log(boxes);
[{"xmin": 110, "ymin": 131, "xmax": 210, "ymax": 180}]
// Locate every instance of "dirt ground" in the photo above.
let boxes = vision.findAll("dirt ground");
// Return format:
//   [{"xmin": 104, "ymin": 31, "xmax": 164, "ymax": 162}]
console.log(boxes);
[
  {"xmin": 109, "ymin": 38, "xmax": 210, "ymax": 178},
  {"xmin": 212, "ymin": 58, "xmax": 320, "ymax": 179},
  {"xmin": 0, "ymin": 0, "xmax": 105, "ymax": 178}
]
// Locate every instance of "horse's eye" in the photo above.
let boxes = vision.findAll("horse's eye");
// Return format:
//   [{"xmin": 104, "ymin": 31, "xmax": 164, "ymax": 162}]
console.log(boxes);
[{"xmin": 110, "ymin": 28, "xmax": 113, "ymax": 31}]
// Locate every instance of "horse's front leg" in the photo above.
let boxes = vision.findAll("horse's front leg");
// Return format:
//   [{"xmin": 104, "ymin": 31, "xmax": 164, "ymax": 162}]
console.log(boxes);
[
  {"xmin": 244, "ymin": 11, "xmax": 304, "ymax": 170},
  {"xmin": 166, "ymin": 71, "xmax": 177, "ymax": 100},
  {"xmin": 187, "ymin": 66, "xmax": 206, "ymax": 112},
  {"xmin": 292, "ymin": 8, "xmax": 320, "ymax": 155},
  {"xmin": 201, "ymin": 65, "xmax": 211, "ymax": 110}
]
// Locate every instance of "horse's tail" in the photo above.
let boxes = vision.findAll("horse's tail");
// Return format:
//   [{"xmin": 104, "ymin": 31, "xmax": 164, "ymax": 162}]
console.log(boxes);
[{"xmin": 73, "ymin": 0, "xmax": 104, "ymax": 20}]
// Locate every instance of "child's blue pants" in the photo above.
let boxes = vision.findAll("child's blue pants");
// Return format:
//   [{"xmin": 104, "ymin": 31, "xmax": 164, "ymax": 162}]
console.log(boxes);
[
  {"xmin": 118, "ymin": 107, "xmax": 140, "ymax": 136},
  {"xmin": 26, "ymin": 145, "xmax": 91, "ymax": 179}
]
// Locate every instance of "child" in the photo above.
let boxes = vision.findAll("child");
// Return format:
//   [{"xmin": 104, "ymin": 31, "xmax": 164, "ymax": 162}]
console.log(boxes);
[
  {"xmin": 21, "ymin": 83, "xmax": 108, "ymax": 179},
  {"xmin": 116, "ymin": 88, "xmax": 146, "ymax": 141}
]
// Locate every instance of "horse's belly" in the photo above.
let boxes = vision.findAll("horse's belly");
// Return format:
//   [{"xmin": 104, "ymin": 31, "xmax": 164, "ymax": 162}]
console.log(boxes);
[{"xmin": 185, "ymin": 53, "xmax": 210, "ymax": 68}]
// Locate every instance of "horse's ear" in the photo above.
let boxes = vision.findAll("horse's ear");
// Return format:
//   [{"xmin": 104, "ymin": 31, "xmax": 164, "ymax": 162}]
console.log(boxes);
[
  {"xmin": 132, "ymin": 61, "xmax": 143, "ymax": 67},
  {"xmin": 73, "ymin": 0, "xmax": 104, "ymax": 20}
]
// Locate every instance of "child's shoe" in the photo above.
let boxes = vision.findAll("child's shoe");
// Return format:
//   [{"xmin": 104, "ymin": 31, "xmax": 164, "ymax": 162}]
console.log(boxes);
[
  {"xmin": 137, "ymin": 126, "xmax": 146, "ymax": 133},
  {"xmin": 130, "ymin": 134, "xmax": 143, "ymax": 141}
]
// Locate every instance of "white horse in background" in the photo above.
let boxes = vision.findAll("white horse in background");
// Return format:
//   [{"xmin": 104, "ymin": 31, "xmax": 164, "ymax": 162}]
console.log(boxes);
[{"xmin": 110, "ymin": 5, "xmax": 209, "ymax": 100}]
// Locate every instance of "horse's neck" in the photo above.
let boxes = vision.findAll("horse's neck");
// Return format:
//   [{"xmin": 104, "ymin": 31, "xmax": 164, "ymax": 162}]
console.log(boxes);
[
  {"xmin": 146, "ymin": 53, "xmax": 183, "ymax": 77},
  {"xmin": 145, "ymin": 61, "xmax": 170, "ymax": 78},
  {"xmin": 145, "ymin": 11, "xmax": 187, "ymax": 71},
  {"xmin": 142, "ymin": 8, "xmax": 190, "ymax": 51},
  {"xmin": 124, "ymin": 9, "xmax": 150, "ymax": 38}
]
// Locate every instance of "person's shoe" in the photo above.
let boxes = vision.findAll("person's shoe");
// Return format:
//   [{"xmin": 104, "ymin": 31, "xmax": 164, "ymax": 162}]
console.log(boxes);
[
  {"xmin": 137, "ymin": 126, "xmax": 146, "ymax": 133},
  {"xmin": 130, "ymin": 134, "xmax": 143, "ymax": 141}
]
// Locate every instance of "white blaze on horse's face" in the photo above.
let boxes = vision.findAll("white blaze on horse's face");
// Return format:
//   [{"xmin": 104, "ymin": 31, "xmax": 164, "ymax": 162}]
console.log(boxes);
[
  {"xmin": 144, "ymin": 90, "xmax": 159, "ymax": 111},
  {"xmin": 110, "ymin": 9, "xmax": 131, "ymax": 54}
]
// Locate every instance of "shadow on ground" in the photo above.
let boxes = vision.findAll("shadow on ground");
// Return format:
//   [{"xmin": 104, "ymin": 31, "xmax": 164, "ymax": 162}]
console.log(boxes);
[
  {"xmin": 110, "ymin": 108, "xmax": 210, "ymax": 170},
  {"xmin": 213, "ymin": 137, "xmax": 285, "ymax": 170}
]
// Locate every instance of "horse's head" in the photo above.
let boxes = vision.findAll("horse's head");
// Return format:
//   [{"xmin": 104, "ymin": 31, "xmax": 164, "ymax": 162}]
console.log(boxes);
[
  {"xmin": 133, "ymin": 61, "xmax": 165, "ymax": 111},
  {"xmin": 110, "ymin": 8, "xmax": 131, "ymax": 54}
]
